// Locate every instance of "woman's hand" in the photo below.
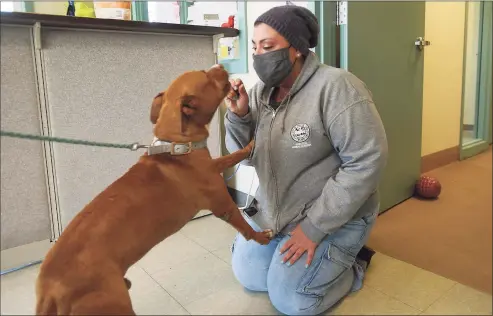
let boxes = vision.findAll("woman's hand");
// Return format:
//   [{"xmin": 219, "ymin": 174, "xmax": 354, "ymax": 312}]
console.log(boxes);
[
  {"xmin": 279, "ymin": 224, "xmax": 317, "ymax": 268},
  {"xmin": 225, "ymin": 78, "xmax": 249, "ymax": 117}
]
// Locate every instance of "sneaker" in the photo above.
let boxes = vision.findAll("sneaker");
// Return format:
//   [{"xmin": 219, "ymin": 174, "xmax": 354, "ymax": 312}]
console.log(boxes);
[{"xmin": 356, "ymin": 246, "xmax": 376, "ymax": 268}]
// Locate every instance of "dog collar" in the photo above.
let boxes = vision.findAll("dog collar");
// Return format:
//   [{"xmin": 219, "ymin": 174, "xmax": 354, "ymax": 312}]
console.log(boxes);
[{"xmin": 147, "ymin": 138, "xmax": 208, "ymax": 156}]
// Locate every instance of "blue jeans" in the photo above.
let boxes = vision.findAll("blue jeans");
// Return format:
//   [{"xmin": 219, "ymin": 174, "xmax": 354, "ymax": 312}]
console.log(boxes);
[{"xmin": 231, "ymin": 212, "xmax": 377, "ymax": 315}]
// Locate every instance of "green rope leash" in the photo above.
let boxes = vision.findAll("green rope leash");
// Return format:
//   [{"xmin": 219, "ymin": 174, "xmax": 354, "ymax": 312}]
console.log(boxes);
[{"xmin": 0, "ymin": 130, "xmax": 146, "ymax": 151}]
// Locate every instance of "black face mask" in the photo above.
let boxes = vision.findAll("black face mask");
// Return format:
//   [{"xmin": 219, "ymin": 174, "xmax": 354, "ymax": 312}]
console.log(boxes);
[{"xmin": 252, "ymin": 47, "xmax": 295, "ymax": 88}]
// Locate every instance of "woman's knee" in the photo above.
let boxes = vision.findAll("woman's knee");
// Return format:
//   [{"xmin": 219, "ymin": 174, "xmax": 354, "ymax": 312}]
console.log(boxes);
[
  {"xmin": 231, "ymin": 233, "xmax": 277, "ymax": 292},
  {"xmin": 267, "ymin": 268, "xmax": 354, "ymax": 315},
  {"xmin": 231, "ymin": 256, "xmax": 268, "ymax": 292},
  {"xmin": 266, "ymin": 241, "xmax": 357, "ymax": 315}
]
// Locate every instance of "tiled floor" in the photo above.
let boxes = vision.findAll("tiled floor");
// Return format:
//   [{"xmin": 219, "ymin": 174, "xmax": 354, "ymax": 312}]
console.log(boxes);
[{"xmin": 1, "ymin": 215, "xmax": 492, "ymax": 315}]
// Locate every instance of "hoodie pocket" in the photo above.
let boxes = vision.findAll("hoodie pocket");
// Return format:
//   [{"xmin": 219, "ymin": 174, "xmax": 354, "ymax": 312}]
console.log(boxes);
[{"xmin": 296, "ymin": 243, "xmax": 356, "ymax": 297}]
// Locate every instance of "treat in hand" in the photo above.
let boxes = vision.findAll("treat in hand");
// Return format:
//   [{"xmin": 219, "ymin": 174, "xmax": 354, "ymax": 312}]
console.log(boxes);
[
  {"xmin": 227, "ymin": 86, "xmax": 240, "ymax": 100},
  {"xmin": 225, "ymin": 78, "xmax": 249, "ymax": 117}
]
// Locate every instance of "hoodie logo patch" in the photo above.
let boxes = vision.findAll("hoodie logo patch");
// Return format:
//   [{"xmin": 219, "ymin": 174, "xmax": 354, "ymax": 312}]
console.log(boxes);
[{"xmin": 291, "ymin": 123, "xmax": 312, "ymax": 148}]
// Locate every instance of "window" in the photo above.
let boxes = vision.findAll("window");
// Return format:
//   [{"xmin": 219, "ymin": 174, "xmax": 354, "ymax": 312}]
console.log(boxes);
[
  {"xmin": 147, "ymin": 1, "xmax": 180, "ymax": 24},
  {"xmin": 1, "ymin": 1, "xmax": 14, "ymax": 12},
  {"xmin": 146, "ymin": 1, "xmax": 247, "ymax": 73},
  {"xmin": 184, "ymin": 1, "xmax": 247, "ymax": 73},
  {"xmin": 187, "ymin": 1, "xmax": 237, "ymax": 26}
]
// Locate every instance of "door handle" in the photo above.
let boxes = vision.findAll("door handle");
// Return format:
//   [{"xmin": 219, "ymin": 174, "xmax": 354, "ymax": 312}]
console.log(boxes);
[{"xmin": 415, "ymin": 37, "xmax": 431, "ymax": 50}]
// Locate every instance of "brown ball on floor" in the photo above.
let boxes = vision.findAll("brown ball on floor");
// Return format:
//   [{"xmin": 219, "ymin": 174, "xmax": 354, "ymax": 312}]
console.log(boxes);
[{"xmin": 415, "ymin": 175, "xmax": 442, "ymax": 199}]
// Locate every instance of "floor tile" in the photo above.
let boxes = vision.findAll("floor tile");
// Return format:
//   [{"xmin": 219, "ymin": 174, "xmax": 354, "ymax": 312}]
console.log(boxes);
[
  {"xmin": 125, "ymin": 265, "xmax": 189, "ymax": 315},
  {"xmin": 185, "ymin": 281, "xmax": 279, "ymax": 315},
  {"xmin": 364, "ymin": 254, "xmax": 456, "ymax": 311},
  {"xmin": 150, "ymin": 252, "xmax": 237, "ymax": 306},
  {"xmin": 327, "ymin": 286, "xmax": 420, "ymax": 315},
  {"xmin": 179, "ymin": 215, "xmax": 238, "ymax": 252},
  {"xmin": 137, "ymin": 232, "xmax": 209, "ymax": 274},
  {"xmin": 421, "ymin": 283, "xmax": 492, "ymax": 315},
  {"xmin": 0, "ymin": 264, "xmax": 39, "ymax": 315},
  {"xmin": 212, "ymin": 247, "xmax": 232, "ymax": 265}
]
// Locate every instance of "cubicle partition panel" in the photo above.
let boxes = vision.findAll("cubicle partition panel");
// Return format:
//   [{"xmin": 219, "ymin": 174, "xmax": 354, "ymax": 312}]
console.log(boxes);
[
  {"xmin": 0, "ymin": 25, "xmax": 53, "ymax": 251},
  {"xmin": 40, "ymin": 28, "xmax": 215, "ymax": 230},
  {"xmin": 0, "ymin": 12, "xmax": 238, "ymax": 269}
]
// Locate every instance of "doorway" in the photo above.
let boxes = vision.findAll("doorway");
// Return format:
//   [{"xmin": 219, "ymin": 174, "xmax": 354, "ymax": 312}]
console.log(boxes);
[{"xmin": 460, "ymin": 1, "xmax": 492, "ymax": 159}]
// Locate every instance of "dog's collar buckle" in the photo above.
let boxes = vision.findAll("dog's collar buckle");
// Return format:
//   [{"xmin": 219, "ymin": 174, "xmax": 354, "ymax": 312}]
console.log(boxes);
[
  {"xmin": 147, "ymin": 138, "xmax": 207, "ymax": 156},
  {"xmin": 170, "ymin": 142, "xmax": 192, "ymax": 155}
]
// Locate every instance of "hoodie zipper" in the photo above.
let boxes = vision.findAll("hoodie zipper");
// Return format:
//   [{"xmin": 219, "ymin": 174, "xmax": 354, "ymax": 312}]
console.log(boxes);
[{"xmin": 268, "ymin": 106, "xmax": 282, "ymax": 233}]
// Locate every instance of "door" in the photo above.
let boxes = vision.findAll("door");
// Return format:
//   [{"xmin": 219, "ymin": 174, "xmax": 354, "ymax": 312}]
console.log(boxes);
[
  {"xmin": 460, "ymin": 1, "xmax": 492, "ymax": 158},
  {"xmin": 342, "ymin": 2, "xmax": 426, "ymax": 212}
]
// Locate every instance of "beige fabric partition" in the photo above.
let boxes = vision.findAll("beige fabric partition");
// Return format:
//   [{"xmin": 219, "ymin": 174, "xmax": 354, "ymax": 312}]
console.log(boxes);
[
  {"xmin": 0, "ymin": 25, "xmax": 52, "ymax": 251},
  {"xmin": 41, "ymin": 28, "xmax": 217, "ymax": 230},
  {"xmin": 1, "ymin": 14, "xmax": 229, "ymax": 254}
]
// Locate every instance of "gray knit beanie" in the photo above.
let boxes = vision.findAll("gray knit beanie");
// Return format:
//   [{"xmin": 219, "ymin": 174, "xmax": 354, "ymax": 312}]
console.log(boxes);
[{"xmin": 254, "ymin": 5, "xmax": 319, "ymax": 56}]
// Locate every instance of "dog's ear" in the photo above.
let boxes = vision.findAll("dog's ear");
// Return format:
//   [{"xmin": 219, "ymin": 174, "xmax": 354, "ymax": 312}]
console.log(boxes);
[
  {"xmin": 178, "ymin": 95, "xmax": 196, "ymax": 134},
  {"xmin": 154, "ymin": 95, "xmax": 192, "ymax": 138},
  {"xmin": 150, "ymin": 91, "xmax": 165, "ymax": 124}
]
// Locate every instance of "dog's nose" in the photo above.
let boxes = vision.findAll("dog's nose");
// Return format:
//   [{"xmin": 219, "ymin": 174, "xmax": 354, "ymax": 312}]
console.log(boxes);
[{"xmin": 210, "ymin": 64, "xmax": 224, "ymax": 70}]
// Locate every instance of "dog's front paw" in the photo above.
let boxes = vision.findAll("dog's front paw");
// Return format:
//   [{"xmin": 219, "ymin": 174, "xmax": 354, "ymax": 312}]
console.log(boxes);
[
  {"xmin": 252, "ymin": 229, "xmax": 273, "ymax": 245},
  {"xmin": 245, "ymin": 140, "xmax": 255, "ymax": 153}
]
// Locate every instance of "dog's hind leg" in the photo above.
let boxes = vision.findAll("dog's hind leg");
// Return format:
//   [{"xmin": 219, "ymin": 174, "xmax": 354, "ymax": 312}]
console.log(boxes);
[
  {"xmin": 35, "ymin": 296, "xmax": 57, "ymax": 315},
  {"xmin": 70, "ymin": 291, "xmax": 135, "ymax": 315}
]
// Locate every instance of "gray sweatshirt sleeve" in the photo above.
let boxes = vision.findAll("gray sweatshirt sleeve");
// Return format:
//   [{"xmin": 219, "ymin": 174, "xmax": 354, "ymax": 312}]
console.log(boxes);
[
  {"xmin": 300, "ymin": 99, "xmax": 389, "ymax": 243},
  {"xmin": 224, "ymin": 109, "xmax": 253, "ymax": 153},
  {"xmin": 224, "ymin": 86, "xmax": 257, "ymax": 159}
]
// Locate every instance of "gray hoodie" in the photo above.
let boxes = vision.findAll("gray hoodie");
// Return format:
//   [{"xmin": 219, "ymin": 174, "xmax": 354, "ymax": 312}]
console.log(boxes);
[{"xmin": 224, "ymin": 53, "xmax": 388, "ymax": 243}]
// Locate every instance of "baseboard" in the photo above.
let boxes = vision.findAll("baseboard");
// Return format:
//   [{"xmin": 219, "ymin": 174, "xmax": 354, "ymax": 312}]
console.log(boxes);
[
  {"xmin": 1, "ymin": 239, "xmax": 52, "ymax": 271},
  {"xmin": 421, "ymin": 145, "xmax": 460, "ymax": 173},
  {"xmin": 460, "ymin": 140, "xmax": 490, "ymax": 160}
]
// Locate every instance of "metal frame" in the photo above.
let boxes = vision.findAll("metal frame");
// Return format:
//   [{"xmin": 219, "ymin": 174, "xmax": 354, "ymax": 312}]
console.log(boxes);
[
  {"xmin": 31, "ymin": 23, "xmax": 63, "ymax": 241},
  {"xmin": 459, "ymin": 1, "xmax": 492, "ymax": 160},
  {"xmin": 131, "ymin": 1, "xmax": 149, "ymax": 22},
  {"xmin": 179, "ymin": 1, "xmax": 190, "ymax": 24},
  {"xmin": 23, "ymin": 1, "xmax": 34, "ymax": 13},
  {"xmin": 309, "ymin": 1, "xmax": 338, "ymax": 67},
  {"xmin": 337, "ymin": 1, "xmax": 348, "ymax": 70}
]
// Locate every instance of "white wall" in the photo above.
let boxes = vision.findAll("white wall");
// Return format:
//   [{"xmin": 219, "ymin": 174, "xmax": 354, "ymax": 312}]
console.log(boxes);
[{"xmin": 463, "ymin": 1, "xmax": 482, "ymax": 126}]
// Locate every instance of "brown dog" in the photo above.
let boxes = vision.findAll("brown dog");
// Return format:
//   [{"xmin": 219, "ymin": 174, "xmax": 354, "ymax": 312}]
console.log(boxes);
[{"xmin": 35, "ymin": 65, "xmax": 271, "ymax": 315}]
